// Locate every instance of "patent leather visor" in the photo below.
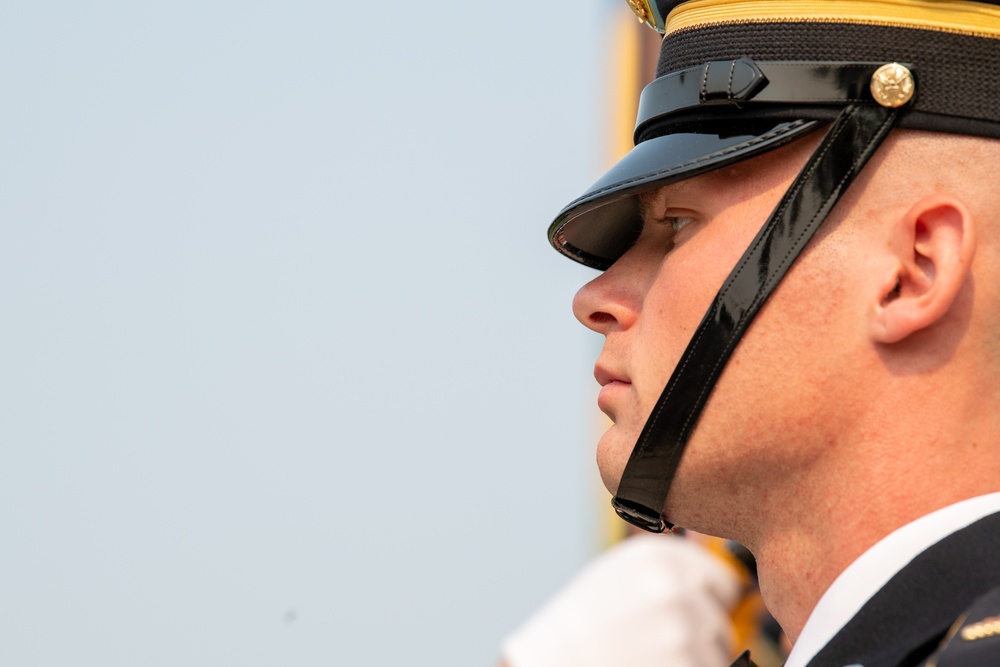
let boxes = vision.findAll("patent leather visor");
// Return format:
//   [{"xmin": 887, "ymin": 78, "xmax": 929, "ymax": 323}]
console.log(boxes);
[{"xmin": 547, "ymin": 118, "xmax": 819, "ymax": 270}]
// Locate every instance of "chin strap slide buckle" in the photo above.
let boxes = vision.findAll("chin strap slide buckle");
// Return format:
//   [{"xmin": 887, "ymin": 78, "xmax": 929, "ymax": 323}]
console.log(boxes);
[{"xmin": 611, "ymin": 496, "xmax": 671, "ymax": 533}]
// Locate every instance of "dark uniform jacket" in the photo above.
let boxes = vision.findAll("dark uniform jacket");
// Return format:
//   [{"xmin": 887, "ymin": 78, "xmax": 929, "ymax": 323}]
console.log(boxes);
[{"xmin": 734, "ymin": 511, "xmax": 1000, "ymax": 667}]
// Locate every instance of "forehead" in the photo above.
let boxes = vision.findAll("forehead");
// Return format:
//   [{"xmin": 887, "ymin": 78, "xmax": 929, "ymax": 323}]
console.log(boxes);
[{"xmin": 637, "ymin": 174, "xmax": 704, "ymax": 210}]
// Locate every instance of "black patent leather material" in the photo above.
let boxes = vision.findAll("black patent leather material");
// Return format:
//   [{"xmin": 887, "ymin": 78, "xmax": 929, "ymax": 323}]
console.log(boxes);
[
  {"xmin": 611, "ymin": 102, "xmax": 899, "ymax": 533},
  {"xmin": 549, "ymin": 120, "xmax": 820, "ymax": 270},
  {"xmin": 635, "ymin": 61, "xmax": 897, "ymax": 142}
]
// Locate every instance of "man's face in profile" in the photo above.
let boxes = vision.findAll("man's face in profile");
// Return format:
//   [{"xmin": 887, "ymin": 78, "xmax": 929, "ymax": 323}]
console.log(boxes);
[{"xmin": 570, "ymin": 132, "xmax": 862, "ymax": 527}]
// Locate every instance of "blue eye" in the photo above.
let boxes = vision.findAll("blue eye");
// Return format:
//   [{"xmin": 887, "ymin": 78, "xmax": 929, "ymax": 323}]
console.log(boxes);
[{"xmin": 665, "ymin": 216, "xmax": 695, "ymax": 233}]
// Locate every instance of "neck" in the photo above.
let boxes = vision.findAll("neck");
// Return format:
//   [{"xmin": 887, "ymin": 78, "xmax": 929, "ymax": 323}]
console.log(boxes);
[{"xmin": 742, "ymin": 437, "xmax": 1000, "ymax": 643}]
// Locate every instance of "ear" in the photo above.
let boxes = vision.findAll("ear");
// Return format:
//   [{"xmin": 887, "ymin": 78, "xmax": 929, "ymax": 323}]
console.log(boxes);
[{"xmin": 871, "ymin": 195, "xmax": 976, "ymax": 344}]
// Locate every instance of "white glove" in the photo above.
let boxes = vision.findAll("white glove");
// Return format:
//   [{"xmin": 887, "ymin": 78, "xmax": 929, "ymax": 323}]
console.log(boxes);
[{"xmin": 501, "ymin": 535, "xmax": 744, "ymax": 667}]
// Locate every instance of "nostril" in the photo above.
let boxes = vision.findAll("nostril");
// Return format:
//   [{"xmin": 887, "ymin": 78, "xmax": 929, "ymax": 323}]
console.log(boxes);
[{"xmin": 590, "ymin": 312, "xmax": 616, "ymax": 325}]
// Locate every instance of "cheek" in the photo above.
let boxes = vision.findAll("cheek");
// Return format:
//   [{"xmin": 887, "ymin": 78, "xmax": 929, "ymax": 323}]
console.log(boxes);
[
  {"xmin": 629, "ymin": 221, "xmax": 769, "ymax": 436},
  {"xmin": 699, "ymin": 243, "xmax": 863, "ymax": 450},
  {"xmin": 638, "ymin": 228, "xmax": 752, "ymax": 370}
]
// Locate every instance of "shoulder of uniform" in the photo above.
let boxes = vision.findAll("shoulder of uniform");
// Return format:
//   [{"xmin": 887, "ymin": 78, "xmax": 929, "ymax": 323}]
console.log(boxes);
[
  {"xmin": 726, "ymin": 649, "xmax": 757, "ymax": 667},
  {"xmin": 927, "ymin": 584, "xmax": 1000, "ymax": 667}
]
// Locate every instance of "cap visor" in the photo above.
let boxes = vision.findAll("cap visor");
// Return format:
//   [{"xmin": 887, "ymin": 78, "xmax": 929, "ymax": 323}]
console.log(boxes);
[{"xmin": 548, "ymin": 119, "xmax": 820, "ymax": 270}]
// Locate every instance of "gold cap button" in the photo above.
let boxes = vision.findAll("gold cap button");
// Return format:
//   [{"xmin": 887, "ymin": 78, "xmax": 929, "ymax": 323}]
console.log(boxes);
[{"xmin": 870, "ymin": 63, "xmax": 915, "ymax": 108}]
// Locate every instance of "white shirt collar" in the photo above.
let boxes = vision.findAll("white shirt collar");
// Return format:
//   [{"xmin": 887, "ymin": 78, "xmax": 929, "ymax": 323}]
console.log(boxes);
[{"xmin": 783, "ymin": 492, "xmax": 1000, "ymax": 667}]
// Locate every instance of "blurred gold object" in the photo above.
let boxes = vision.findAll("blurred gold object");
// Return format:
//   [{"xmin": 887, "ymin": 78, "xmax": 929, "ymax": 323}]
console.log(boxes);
[{"xmin": 625, "ymin": 0, "xmax": 652, "ymax": 23}]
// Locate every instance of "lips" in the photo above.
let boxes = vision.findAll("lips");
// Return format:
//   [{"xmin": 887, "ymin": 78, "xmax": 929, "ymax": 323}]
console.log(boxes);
[{"xmin": 595, "ymin": 364, "xmax": 631, "ymax": 419}]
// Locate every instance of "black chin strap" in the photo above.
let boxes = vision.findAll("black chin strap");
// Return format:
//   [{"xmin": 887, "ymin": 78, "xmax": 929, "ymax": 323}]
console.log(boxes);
[{"xmin": 612, "ymin": 102, "xmax": 900, "ymax": 533}]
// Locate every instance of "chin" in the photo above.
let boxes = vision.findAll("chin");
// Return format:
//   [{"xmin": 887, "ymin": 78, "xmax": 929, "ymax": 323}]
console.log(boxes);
[{"xmin": 595, "ymin": 427, "xmax": 631, "ymax": 496}]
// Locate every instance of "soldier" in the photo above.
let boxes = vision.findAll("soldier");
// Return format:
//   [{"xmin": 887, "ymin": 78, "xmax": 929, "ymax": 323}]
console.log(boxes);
[{"xmin": 546, "ymin": 1, "xmax": 1000, "ymax": 666}]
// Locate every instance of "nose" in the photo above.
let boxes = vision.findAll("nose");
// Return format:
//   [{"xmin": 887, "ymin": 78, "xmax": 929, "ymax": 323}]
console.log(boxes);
[{"xmin": 572, "ymin": 256, "xmax": 642, "ymax": 335}]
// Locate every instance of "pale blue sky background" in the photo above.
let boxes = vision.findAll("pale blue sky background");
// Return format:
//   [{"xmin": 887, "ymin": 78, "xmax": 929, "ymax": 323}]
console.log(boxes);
[{"xmin": 0, "ymin": 1, "xmax": 627, "ymax": 665}]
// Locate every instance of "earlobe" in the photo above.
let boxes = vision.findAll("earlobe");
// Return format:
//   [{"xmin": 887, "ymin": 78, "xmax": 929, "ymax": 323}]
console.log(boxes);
[{"xmin": 870, "ymin": 195, "xmax": 976, "ymax": 345}]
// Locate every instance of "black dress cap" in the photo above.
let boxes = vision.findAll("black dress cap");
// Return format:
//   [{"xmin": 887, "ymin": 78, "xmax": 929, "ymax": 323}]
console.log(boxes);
[{"xmin": 549, "ymin": 0, "xmax": 1000, "ymax": 270}]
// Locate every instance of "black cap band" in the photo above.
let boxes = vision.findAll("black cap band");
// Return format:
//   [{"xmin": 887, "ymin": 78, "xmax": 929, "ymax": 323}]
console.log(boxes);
[{"xmin": 657, "ymin": 17, "xmax": 1000, "ymax": 140}]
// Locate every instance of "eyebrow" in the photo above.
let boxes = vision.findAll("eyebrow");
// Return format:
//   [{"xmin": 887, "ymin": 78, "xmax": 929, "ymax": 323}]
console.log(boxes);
[{"xmin": 637, "ymin": 177, "xmax": 702, "ymax": 222}]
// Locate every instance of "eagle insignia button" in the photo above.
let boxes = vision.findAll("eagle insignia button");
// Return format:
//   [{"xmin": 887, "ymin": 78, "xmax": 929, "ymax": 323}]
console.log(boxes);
[{"xmin": 870, "ymin": 63, "xmax": 915, "ymax": 108}]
